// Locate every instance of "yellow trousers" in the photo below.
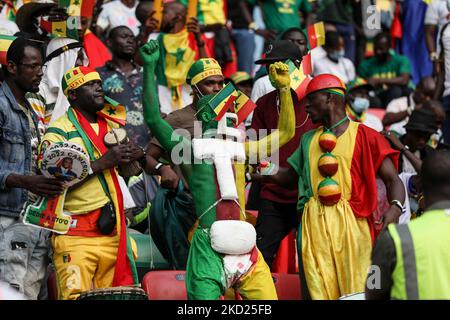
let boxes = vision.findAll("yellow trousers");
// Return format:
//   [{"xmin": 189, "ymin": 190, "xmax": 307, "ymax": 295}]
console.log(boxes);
[
  {"xmin": 301, "ymin": 198, "xmax": 372, "ymax": 300},
  {"xmin": 52, "ymin": 234, "xmax": 119, "ymax": 300}
]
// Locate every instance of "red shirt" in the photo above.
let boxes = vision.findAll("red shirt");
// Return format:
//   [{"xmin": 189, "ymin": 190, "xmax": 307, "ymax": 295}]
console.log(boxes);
[{"xmin": 251, "ymin": 90, "xmax": 316, "ymax": 204}]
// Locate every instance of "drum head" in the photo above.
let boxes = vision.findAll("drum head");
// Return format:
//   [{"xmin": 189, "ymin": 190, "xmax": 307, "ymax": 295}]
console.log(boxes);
[
  {"xmin": 40, "ymin": 142, "xmax": 91, "ymax": 187},
  {"xmin": 77, "ymin": 286, "xmax": 148, "ymax": 300},
  {"xmin": 104, "ymin": 128, "xmax": 127, "ymax": 147}
]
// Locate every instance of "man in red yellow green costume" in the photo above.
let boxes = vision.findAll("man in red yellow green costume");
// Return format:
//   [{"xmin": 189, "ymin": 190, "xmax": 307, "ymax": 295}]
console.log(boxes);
[
  {"xmin": 40, "ymin": 66, "xmax": 141, "ymax": 299},
  {"xmin": 256, "ymin": 74, "xmax": 406, "ymax": 299},
  {"xmin": 140, "ymin": 40, "xmax": 297, "ymax": 300}
]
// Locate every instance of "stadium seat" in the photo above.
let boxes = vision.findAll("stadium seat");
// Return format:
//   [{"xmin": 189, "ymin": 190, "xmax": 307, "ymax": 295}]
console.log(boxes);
[
  {"xmin": 272, "ymin": 273, "xmax": 302, "ymax": 300},
  {"xmin": 142, "ymin": 270, "xmax": 302, "ymax": 300},
  {"xmin": 142, "ymin": 270, "xmax": 187, "ymax": 300},
  {"xmin": 367, "ymin": 108, "xmax": 386, "ymax": 122},
  {"xmin": 130, "ymin": 232, "xmax": 171, "ymax": 282}
]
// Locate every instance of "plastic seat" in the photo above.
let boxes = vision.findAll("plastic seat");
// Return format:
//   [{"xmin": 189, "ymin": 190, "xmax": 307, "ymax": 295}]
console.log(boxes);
[
  {"xmin": 272, "ymin": 273, "xmax": 302, "ymax": 300},
  {"xmin": 367, "ymin": 108, "xmax": 386, "ymax": 122},
  {"xmin": 142, "ymin": 270, "xmax": 187, "ymax": 300},
  {"xmin": 130, "ymin": 233, "xmax": 171, "ymax": 282}
]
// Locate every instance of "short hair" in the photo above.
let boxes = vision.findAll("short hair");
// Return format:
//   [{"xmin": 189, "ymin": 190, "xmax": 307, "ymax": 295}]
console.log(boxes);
[
  {"xmin": 281, "ymin": 27, "xmax": 307, "ymax": 41},
  {"xmin": 3, "ymin": 37, "xmax": 42, "ymax": 77},
  {"xmin": 374, "ymin": 32, "xmax": 390, "ymax": 45},
  {"xmin": 108, "ymin": 25, "xmax": 133, "ymax": 40},
  {"xmin": 324, "ymin": 31, "xmax": 342, "ymax": 50},
  {"xmin": 136, "ymin": 0, "xmax": 154, "ymax": 25},
  {"xmin": 421, "ymin": 150, "xmax": 450, "ymax": 198},
  {"xmin": 6, "ymin": 37, "xmax": 42, "ymax": 65}
]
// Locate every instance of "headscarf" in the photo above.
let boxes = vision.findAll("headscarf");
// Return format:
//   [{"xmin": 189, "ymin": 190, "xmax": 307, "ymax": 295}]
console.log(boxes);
[{"xmin": 39, "ymin": 37, "xmax": 89, "ymax": 124}]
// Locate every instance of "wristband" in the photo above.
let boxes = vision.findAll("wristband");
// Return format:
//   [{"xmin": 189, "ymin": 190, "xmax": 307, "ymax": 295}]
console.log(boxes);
[
  {"xmin": 155, "ymin": 162, "xmax": 164, "ymax": 172},
  {"xmin": 430, "ymin": 51, "xmax": 439, "ymax": 62},
  {"xmin": 391, "ymin": 199, "xmax": 404, "ymax": 212},
  {"xmin": 248, "ymin": 22, "xmax": 257, "ymax": 31}
]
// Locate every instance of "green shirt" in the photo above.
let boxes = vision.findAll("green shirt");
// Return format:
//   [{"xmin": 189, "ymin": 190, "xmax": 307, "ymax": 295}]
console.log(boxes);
[
  {"xmin": 252, "ymin": 0, "xmax": 311, "ymax": 34},
  {"xmin": 318, "ymin": 0, "xmax": 353, "ymax": 25},
  {"xmin": 357, "ymin": 52, "xmax": 412, "ymax": 80}
]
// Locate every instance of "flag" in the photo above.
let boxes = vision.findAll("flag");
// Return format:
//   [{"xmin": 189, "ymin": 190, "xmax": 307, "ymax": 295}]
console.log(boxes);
[
  {"xmin": 307, "ymin": 22, "xmax": 325, "ymax": 49},
  {"xmin": 288, "ymin": 59, "xmax": 312, "ymax": 101},
  {"xmin": 234, "ymin": 92, "xmax": 256, "ymax": 126},
  {"xmin": 155, "ymin": 30, "xmax": 200, "ymax": 110},
  {"xmin": 4, "ymin": 0, "xmax": 18, "ymax": 21},
  {"xmin": 60, "ymin": 0, "xmax": 95, "ymax": 18},
  {"xmin": 97, "ymin": 96, "xmax": 127, "ymax": 126},
  {"xmin": 0, "ymin": 35, "xmax": 16, "ymax": 65},
  {"xmin": 187, "ymin": 0, "xmax": 198, "ymax": 22},
  {"xmin": 208, "ymin": 82, "xmax": 238, "ymax": 121},
  {"xmin": 153, "ymin": 0, "xmax": 163, "ymax": 30},
  {"xmin": 40, "ymin": 17, "xmax": 79, "ymax": 39}
]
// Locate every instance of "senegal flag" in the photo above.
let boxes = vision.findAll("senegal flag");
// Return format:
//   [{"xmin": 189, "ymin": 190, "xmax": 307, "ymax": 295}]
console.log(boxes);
[
  {"xmin": 288, "ymin": 56, "xmax": 312, "ymax": 101},
  {"xmin": 0, "ymin": 35, "xmax": 16, "ymax": 65},
  {"xmin": 155, "ymin": 30, "xmax": 198, "ymax": 108},
  {"xmin": 60, "ymin": 0, "xmax": 95, "ymax": 18},
  {"xmin": 234, "ymin": 92, "xmax": 256, "ymax": 126},
  {"xmin": 179, "ymin": 0, "xmax": 226, "ymax": 25},
  {"xmin": 40, "ymin": 17, "xmax": 78, "ymax": 39},
  {"xmin": 307, "ymin": 22, "xmax": 325, "ymax": 49},
  {"xmin": 208, "ymin": 82, "xmax": 238, "ymax": 121},
  {"xmin": 97, "ymin": 96, "xmax": 127, "ymax": 126}
]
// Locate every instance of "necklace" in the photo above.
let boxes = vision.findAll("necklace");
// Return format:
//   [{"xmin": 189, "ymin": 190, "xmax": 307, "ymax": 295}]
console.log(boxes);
[
  {"xmin": 276, "ymin": 94, "xmax": 309, "ymax": 129},
  {"xmin": 324, "ymin": 115, "xmax": 349, "ymax": 132}
]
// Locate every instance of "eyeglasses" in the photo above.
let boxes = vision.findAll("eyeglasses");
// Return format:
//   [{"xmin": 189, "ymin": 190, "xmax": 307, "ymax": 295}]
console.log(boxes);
[{"xmin": 19, "ymin": 63, "xmax": 46, "ymax": 72}]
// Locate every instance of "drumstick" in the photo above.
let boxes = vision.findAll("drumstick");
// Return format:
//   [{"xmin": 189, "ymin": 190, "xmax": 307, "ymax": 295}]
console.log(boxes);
[
  {"xmin": 187, "ymin": 0, "xmax": 198, "ymax": 23},
  {"xmin": 153, "ymin": 0, "xmax": 163, "ymax": 31}
]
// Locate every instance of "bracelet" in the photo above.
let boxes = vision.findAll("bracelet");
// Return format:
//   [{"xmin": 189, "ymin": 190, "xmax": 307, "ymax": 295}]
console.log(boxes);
[
  {"xmin": 430, "ymin": 51, "xmax": 439, "ymax": 62},
  {"xmin": 400, "ymin": 145, "xmax": 410, "ymax": 154},
  {"xmin": 154, "ymin": 162, "xmax": 164, "ymax": 172},
  {"xmin": 391, "ymin": 199, "xmax": 404, "ymax": 212},
  {"xmin": 248, "ymin": 22, "xmax": 257, "ymax": 31}
]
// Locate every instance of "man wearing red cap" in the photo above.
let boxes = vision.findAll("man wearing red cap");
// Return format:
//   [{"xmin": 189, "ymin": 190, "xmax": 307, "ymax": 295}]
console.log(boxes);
[{"xmin": 255, "ymin": 74, "xmax": 406, "ymax": 299}]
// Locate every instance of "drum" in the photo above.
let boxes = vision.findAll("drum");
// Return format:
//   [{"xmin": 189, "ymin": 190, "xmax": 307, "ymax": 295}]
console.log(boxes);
[
  {"xmin": 104, "ymin": 128, "xmax": 142, "ymax": 177},
  {"xmin": 77, "ymin": 286, "xmax": 148, "ymax": 300},
  {"xmin": 338, "ymin": 292, "xmax": 366, "ymax": 300}
]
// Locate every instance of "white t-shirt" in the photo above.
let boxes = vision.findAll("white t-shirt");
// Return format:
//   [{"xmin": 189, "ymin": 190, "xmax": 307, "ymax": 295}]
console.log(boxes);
[
  {"xmin": 364, "ymin": 113, "xmax": 383, "ymax": 132},
  {"xmin": 385, "ymin": 93, "xmax": 415, "ymax": 133},
  {"xmin": 250, "ymin": 75, "xmax": 274, "ymax": 104},
  {"xmin": 158, "ymin": 84, "xmax": 193, "ymax": 115},
  {"xmin": 313, "ymin": 55, "xmax": 356, "ymax": 84},
  {"xmin": 440, "ymin": 20, "xmax": 450, "ymax": 96},
  {"xmin": 96, "ymin": 0, "xmax": 140, "ymax": 36}
]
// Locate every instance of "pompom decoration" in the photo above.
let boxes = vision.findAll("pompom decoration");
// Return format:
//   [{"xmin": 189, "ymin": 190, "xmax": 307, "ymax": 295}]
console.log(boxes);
[
  {"xmin": 319, "ymin": 131, "xmax": 337, "ymax": 152},
  {"xmin": 318, "ymin": 152, "xmax": 338, "ymax": 177},
  {"xmin": 318, "ymin": 178, "xmax": 341, "ymax": 206}
]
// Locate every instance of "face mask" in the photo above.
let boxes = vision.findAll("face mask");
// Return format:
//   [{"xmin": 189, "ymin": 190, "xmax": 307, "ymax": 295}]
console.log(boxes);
[
  {"xmin": 329, "ymin": 50, "xmax": 345, "ymax": 61},
  {"xmin": 352, "ymin": 97, "xmax": 370, "ymax": 114},
  {"xmin": 193, "ymin": 83, "xmax": 204, "ymax": 99}
]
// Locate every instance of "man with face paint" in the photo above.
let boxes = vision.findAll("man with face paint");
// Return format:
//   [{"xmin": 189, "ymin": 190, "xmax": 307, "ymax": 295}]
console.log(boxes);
[
  {"xmin": 358, "ymin": 32, "xmax": 412, "ymax": 107},
  {"xmin": 313, "ymin": 31, "xmax": 355, "ymax": 84},
  {"xmin": 346, "ymin": 77, "xmax": 383, "ymax": 132},
  {"xmin": 141, "ymin": 40, "xmax": 297, "ymax": 300},
  {"xmin": 144, "ymin": 58, "xmax": 225, "ymax": 191},
  {"xmin": 249, "ymin": 40, "xmax": 316, "ymax": 269},
  {"xmin": 254, "ymin": 73, "xmax": 405, "ymax": 299}
]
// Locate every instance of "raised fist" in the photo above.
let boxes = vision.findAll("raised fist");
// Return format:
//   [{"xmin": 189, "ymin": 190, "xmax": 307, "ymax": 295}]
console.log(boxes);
[
  {"xmin": 269, "ymin": 62, "xmax": 291, "ymax": 89},
  {"xmin": 139, "ymin": 40, "xmax": 160, "ymax": 67}
]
